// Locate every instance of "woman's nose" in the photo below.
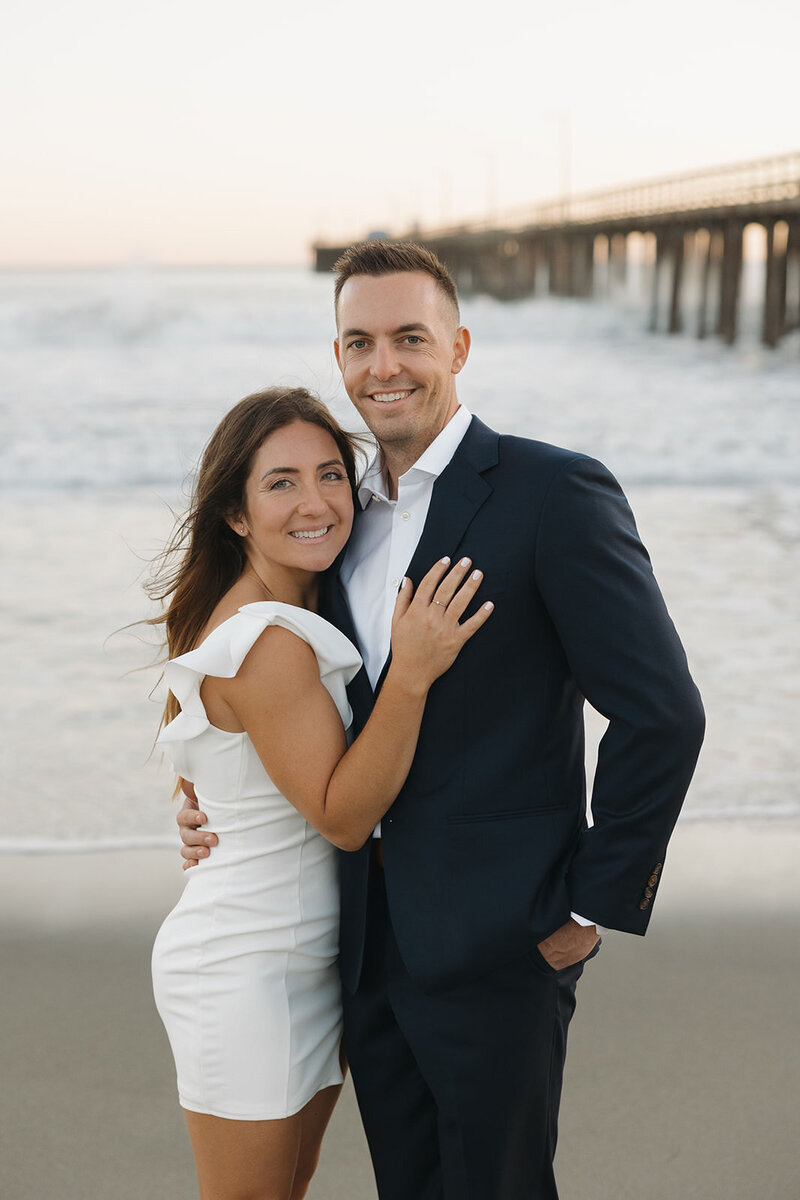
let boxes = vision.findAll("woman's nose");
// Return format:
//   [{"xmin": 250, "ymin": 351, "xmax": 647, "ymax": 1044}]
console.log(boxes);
[{"xmin": 297, "ymin": 485, "xmax": 327, "ymax": 515}]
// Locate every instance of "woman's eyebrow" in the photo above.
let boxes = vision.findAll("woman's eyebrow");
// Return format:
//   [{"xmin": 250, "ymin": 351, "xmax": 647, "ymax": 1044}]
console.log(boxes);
[{"xmin": 261, "ymin": 458, "xmax": 344, "ymax": 481}]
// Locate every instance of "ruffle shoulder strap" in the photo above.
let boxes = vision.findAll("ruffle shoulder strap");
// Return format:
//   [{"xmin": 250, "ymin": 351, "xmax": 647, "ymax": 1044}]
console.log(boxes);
[{"xmin": 157, "ymin": 602, "xmax": 361, "ymax": 747}]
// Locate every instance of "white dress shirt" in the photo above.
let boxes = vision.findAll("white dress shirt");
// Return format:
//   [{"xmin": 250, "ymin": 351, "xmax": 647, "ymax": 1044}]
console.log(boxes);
[
  {"xmin": 340, "ymin": 404, "xmax": 473, "ymax": 689},
  {"xmin": 339, "ymin": 406, "xmax": 603, "ymax": 934}
]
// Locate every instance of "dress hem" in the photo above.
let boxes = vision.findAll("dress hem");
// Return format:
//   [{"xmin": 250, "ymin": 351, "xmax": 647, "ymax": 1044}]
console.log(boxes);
[{"xmin": 177, "ymin": 1071, "xmax": 345, "ymax": 1121}]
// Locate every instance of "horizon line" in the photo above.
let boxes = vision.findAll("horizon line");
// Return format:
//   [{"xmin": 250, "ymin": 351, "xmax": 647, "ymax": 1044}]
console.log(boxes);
[{"xmin": 0, "ymin": 260, "xmax": 316, "ymax": 271}]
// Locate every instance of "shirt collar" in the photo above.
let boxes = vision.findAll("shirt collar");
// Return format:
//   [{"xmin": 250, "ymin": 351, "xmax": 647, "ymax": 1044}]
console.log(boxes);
[{"xmin": 357, "ymin": 406, "xmax": 472, "ymax": 510}]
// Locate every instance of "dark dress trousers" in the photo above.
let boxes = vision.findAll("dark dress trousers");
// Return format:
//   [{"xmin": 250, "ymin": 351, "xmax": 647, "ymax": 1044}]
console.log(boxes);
[{"xmin": 325, "ymin": 416, "xmax": 705, "ymax": 1199}]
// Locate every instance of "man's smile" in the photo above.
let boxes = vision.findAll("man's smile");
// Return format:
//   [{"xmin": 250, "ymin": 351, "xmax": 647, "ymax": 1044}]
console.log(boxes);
[{"xmin": 368, "ymin": 389, "xmax": 416, "ymax": 405}]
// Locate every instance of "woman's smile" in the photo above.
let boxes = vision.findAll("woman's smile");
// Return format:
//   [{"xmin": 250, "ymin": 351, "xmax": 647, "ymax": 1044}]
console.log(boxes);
[
  {"xmin": 234, "ymin": 420, "xmax": 355, "ymax": 604},
  {"xmin": 288, "ymin": 525, "xmax": 334, "ymax": 540}
]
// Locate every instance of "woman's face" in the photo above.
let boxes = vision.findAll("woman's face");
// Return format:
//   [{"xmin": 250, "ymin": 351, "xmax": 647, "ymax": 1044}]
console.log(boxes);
[{"xmin": 238, "ymin": 420, "xmax": 354, "ymax": 577}]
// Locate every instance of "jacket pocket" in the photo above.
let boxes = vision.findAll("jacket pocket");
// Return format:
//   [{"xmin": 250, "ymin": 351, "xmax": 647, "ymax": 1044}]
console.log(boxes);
[
  {"xmin": 529, "ymin": 936, "xmax": 602, "ymax": 977},
  {"xmin": 447, "ymin": 805, "xmax": 564, "ymax": 825}
]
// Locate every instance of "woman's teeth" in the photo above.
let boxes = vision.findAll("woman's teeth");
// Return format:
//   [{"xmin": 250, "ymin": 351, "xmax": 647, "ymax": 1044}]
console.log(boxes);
[{"xmin": 289, "ymin": 527, "xmax": 330, "ymax": 540}]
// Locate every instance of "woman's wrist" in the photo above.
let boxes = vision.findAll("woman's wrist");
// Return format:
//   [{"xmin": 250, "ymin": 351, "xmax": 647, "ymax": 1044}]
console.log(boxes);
[{"xmin": 382, "ymin": 663, "xmax": 430, "ymax": 702}]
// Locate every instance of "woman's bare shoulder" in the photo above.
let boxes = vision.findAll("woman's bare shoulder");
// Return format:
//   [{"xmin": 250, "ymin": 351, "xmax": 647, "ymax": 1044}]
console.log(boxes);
[
  {"xmin": 199, "ymin": 576, "xmax": 267, "ymax": 642},
  {"xmin": 235, "ymin": 623, "xmax": 318, "ymax": 689}
]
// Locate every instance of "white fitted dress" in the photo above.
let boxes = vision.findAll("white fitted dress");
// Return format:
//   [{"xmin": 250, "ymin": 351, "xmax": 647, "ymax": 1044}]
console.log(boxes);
[{"xmin": 151, "ymin": 602, "xmax": 362, "ymax": 1120}]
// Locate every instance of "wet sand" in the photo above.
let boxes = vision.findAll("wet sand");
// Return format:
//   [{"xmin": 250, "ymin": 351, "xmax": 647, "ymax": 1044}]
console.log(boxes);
[{"xmin": 1, "ymin": 822, "xmax": 798, "ymax": 1200}]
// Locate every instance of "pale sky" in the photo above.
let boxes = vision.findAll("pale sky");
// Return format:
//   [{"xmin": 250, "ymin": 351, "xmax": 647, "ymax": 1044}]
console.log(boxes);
[{"xmin": 2, "ymin": 0, "xmax": 798, "ymax": 266}]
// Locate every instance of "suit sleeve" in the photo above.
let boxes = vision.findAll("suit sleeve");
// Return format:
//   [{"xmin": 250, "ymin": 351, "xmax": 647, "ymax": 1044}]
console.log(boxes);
[{"xmin": 534, "ymin": 455, "xmax": 705, "ymax": 933}]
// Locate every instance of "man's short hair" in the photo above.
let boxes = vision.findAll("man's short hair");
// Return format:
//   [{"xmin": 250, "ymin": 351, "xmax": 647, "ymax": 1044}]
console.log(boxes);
[{"xmin": 333, "ymin": 240, "xmax": 460, "ymax": 323}]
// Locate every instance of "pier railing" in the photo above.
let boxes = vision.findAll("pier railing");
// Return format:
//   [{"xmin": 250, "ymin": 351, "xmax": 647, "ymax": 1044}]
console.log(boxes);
[{"xmin": 420, "ymin": 151, "xmax": 800, "ymax": 236}]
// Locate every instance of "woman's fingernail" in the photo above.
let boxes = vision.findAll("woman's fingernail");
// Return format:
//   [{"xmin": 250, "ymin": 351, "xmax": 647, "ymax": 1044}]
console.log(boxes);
[
  {"xmin": 472, "ymin": 570, "xmax": 482, "ymax": 580},
  {"xmin": 441, "ymin": 556, "xmax": 451, "ymax": 565},
  {"xmin": 400, "ymin": 578, "xmax": 407, "ymax": 589},
  {"xmin": 484, "ymin": 602, "xmax": 494, "ymax": 610},
  {"xmin": 460, "ymin": 557, "xmax": 471, "ymax": 567}
]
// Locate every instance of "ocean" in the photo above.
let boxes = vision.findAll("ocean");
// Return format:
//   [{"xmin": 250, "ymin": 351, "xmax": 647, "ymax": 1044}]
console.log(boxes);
[{"xmin": 1, "ymin": 264, "xmax": 798, "ymax": 851}]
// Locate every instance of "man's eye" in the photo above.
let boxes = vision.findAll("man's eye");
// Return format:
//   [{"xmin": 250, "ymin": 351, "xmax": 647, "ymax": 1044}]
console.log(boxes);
[
  {"xmin": 405, "ymin": 335, "xmax": 422, "ymax": 345},
  {"xmin": 349, "ymin": 339, "xmax": 367, "ymax": 350}
]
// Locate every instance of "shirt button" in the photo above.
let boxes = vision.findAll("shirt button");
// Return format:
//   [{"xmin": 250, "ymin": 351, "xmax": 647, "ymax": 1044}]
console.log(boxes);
[
  {"xmin": 400, "ymin": 511, "xmax": 411, "ymax": 521},
  {"xmin": 391, "ymin": 577, "xmax": 400, "ymax": 588}
]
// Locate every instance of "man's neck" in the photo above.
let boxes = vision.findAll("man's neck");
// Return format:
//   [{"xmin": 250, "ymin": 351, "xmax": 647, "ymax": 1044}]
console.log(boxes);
[
  {"xmin": 380, "ymin": 450, "xmax": 415, "ymax": 501},
  {"xmin": 379, "ymin": 408, "xmax": 462, "ymax": 501}
]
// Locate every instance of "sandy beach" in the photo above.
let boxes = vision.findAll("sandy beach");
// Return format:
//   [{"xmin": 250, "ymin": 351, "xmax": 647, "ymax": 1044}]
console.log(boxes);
[{"xmin": 2, "ymin": 822, "xmax": 799, "ymax": 1200}]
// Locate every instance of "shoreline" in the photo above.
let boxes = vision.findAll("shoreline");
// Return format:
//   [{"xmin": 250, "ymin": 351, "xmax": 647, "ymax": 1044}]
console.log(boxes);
[
  {"xmin": 2, "ymin": 817, "xmax": 799, "ymax": 928},
  {"xmin": 2, "ymin": 802, "xmax": 800, "ymax": 859}
]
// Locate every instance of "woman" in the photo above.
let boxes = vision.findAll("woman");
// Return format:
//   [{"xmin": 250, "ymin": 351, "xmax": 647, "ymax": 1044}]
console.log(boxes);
[{"xmin": 150, "ymin": 387, "xmax": 493, "ymax": 1200}]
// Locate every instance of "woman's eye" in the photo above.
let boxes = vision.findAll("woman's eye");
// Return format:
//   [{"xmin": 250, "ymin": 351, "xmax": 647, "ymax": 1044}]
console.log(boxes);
[{"xmin": 269, "ymin": 478, "xmax": 292, "ymax": 491}]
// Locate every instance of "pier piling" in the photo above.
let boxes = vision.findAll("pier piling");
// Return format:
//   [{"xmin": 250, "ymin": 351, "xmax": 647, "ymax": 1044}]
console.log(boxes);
[
  {"xmin": 717, "ymin": 220, "xmax": 743, "ymax": 345},
  {"xmin": 668, "ymin": 230, "xmax": 685, "ymax": 334}
]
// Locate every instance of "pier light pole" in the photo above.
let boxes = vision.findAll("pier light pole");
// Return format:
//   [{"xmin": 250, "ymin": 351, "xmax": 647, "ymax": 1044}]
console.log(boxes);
[{"xmin": 547, "ymin": 108, "xmax": 573, "ymax": 223}]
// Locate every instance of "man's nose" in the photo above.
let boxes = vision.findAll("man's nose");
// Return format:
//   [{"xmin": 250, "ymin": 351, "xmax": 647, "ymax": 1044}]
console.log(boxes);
[{"xmin": 371, "ymin": 341, "xmax": 400, "ymax": 381}]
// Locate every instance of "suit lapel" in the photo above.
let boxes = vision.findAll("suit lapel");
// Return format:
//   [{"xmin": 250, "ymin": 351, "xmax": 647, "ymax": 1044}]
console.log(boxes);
[
  {"xmin": 372, "ymin": 417, "xmax": 499, "ymax": 693},
  {"xmin": 406, "ymin": 416, "xmax": 498, "ymax": 585}
]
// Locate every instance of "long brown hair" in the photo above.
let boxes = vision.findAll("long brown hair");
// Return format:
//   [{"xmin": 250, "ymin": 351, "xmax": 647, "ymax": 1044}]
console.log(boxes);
[{"xmin": 147, "ymin": 387, "xmax": 365, "ymax": 728}]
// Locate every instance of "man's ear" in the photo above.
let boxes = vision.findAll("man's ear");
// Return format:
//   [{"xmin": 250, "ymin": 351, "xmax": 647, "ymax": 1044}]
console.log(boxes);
[
  {"xmin": 451, "ymin": 326, "xmax": 471, "ymax": 375},
  {"xmin": 333, "ymin": 338, "xmax": 342, "ymax": 370}
]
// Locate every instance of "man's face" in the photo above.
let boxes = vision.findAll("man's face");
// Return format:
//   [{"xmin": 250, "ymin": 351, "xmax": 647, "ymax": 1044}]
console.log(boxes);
[{"xmin": 334, "ymin": 272, "xmax": 470, "ymax": 465}]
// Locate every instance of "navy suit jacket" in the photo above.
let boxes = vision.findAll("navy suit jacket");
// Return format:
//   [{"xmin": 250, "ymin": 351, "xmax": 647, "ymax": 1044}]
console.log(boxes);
[{"xmin": 325, "ymin": 416, "xmax": 705, "ymax": 994}]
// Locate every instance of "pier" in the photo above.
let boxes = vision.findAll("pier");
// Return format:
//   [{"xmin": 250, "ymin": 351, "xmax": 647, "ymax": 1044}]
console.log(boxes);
[{"xmin": 314, "ymin": 151, "xmax": 800, "ymax": 348}]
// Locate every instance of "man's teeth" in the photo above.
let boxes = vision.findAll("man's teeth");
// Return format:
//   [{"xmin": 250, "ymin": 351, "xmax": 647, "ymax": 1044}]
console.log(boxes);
[
  {"xmin": 372, "ymin": 391, "xmax": 412, "ymax": 404},
  {"xmin": 290, "ymin": 527, "xmax": 330, "ymax": 540}
]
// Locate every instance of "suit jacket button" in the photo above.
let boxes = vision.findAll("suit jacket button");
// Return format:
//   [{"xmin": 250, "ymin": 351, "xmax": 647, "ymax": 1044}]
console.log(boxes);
[
  {"xmin": 648, "ymin": 874, "xmax": 658, "ymax": 887},
  {"xmin": 639, "ymin": 899, "xmax": 649, "ymax": 910}
]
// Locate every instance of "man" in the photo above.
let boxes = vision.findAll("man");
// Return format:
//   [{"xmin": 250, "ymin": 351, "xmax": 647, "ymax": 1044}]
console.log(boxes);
[{"xmin": 179, "ymin": 242, "xmax": 705, "ymax": 1198}]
